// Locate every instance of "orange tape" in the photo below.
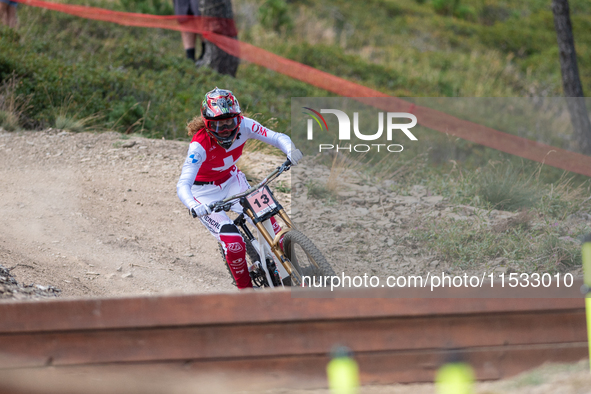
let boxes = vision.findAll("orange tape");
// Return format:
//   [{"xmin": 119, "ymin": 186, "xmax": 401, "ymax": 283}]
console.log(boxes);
[
  {"xmin": 14, "ymin": 0, "xmax": 237, "ymax": 36},
  {"xmin": 13, "ymin": 0, "xmax": 591, "ymax": 177},
  {"xmin": 205, "ymin": 34, "xmax": 591, "ymax": 177}
]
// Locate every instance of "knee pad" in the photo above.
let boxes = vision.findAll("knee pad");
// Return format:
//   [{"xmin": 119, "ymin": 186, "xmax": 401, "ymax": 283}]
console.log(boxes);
[
  {"xmin": 220, "ymin": 223, "xmax": 240, "ymax": 235},
  {"xmin": 219, "ymin": 224, "xmax": 245, "ymax": 255},
  {"xmin": 219, "ymin": 224, "xmax": 251, "ymax": 289}
]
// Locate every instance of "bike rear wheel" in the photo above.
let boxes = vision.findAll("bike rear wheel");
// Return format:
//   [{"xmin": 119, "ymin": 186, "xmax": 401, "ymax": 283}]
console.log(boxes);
[{"xmin": 282, "ymin": 230, "xmax": 335, "ymax": 286}]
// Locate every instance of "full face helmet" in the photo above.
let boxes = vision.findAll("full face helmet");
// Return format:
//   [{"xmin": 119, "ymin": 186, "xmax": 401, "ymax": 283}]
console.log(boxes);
[{"xmin": 201, "ymin": 87, "xmax": 242, "ymax": 149}]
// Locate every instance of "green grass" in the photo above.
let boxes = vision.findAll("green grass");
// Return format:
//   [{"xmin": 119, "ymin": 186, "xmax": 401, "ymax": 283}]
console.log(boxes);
[
  {"xmin": 1, "ymin": 0, "xmax": 589, "ymax": 140},
  {"xmin": 504, "ymin": 360, "xmax": 590, "ymax": 390},
  {"xmin": 404, "ymin": 160, "xmax": 590, "ymax": 271},
  {"xmin": 275, "ymin": 180, "xmax": 291, "ymax": 193},
  {"xmin": 468, "ymin": 163, "xmax": 544, "ymax": 211},
  {"xmin": 0, "ymin": 4, "xmax": 324, "ymax": 138},
  {"xmin": 0, "ymin": 72, "xmax": 28, "ymax": 131},
  {"xmin": 241, "ymin": 0, "xmax": 590, "ymax": 97},
  {"xmin": 409, "ymin": 214, "xmax": 587, "ymax": 272}
]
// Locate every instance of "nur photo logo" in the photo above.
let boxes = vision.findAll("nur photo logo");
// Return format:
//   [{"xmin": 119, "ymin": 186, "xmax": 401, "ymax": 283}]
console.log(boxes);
[{"xmin": 303, "ymin": 107, "xmax": 418, "ymax": 153}]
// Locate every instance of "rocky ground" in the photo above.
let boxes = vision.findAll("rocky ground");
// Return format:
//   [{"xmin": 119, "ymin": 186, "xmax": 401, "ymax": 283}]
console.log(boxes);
[
  {"xmin": 1, "ymin": 129, "xmax": 589, "ymax": 394},
  {"xmin": 0, "ymin": 129, "xmax": 587, "ymax": 299},
  {"xmin": 0, "ymin": 263, "xmax": 60, "ymax": 299},
  {"xmin": 288, "ymin": 155, "xmax": 587, "ymax": 281},
  {"xmin": 0, "ymin": 129, "xmax": 241, "ymax": 298}
]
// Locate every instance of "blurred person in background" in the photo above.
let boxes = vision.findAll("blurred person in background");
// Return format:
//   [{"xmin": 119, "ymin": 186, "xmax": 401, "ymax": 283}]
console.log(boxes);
[
  {"xmin": 174, "ymin": 0, "xmax": 205, "ymax": 61},
  {"xmin": 0, "ymin": 0, "xmax": 17, "ymax": 29}
]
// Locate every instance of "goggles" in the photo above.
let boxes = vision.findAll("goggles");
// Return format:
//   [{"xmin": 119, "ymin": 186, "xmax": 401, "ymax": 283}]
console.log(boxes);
[{"xmin": 204, "ymin": 115, "xmax": 240, "ymax": 135}]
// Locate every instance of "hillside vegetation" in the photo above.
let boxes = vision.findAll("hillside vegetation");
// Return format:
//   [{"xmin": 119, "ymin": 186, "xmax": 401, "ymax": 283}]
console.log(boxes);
[{"xmin": 0, "ymin": 0, "xmax": 590, "ymax": 139}]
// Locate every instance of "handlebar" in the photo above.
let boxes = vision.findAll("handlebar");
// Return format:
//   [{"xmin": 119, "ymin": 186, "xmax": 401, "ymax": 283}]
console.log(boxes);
[{"xmin": 208, "ymin": 159, "xmax": 292, "ymax": 213}]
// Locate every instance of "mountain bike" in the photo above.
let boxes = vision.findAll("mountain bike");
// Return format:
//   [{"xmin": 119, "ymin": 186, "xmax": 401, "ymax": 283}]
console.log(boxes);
[{"xmin": 210, "ymin": 159, "xmax": 336, "ymax": 288}]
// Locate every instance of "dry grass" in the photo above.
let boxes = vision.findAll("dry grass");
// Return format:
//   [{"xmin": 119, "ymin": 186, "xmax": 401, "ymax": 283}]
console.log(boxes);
[
  {"xmin": 54, "ymin": 113, "xmax": 102, "ymax": 133},
  {"xmin": 48, "ymin": 94, "xmax": 103, "ymax": 133},
  {"xmin": 535, "ymin": 171, "xmax": 591, "ymax": 219},
  {"xmin": 0, "ymin": 74, "xmax": 30, "ymax": 131},
  {"xmin": 492, "ymin": 210, "xmax": 534, "ymax": 233},
  {"xmin": 326, "ymin": 151, "xmax": 353, "ymax": 193}
]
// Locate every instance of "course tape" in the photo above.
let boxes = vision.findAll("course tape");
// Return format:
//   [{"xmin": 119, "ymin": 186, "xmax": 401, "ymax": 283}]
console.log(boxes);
[
  {"xmin": 14, "ymin": 0, "xmax": 238, "ymax": 36},
  {"xmin": 13, "ymin": 0, "xmax": 591, "ymax": 177}
]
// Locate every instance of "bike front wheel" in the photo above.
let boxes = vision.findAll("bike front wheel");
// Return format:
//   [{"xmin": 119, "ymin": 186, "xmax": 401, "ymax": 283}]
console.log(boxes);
[{"xmin": 282, "ymin": 230, "xmax": 336, "ymax": 286}]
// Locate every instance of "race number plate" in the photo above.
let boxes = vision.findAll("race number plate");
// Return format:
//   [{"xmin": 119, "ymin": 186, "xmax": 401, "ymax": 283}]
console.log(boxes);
[{"xmin": 246, "ymin": 187, "xmax": 277, "ymax": 218}]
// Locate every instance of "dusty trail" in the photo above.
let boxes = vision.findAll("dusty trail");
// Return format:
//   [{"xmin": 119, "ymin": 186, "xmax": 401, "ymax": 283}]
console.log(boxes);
[
  {"xmin": 0, "ymin": 129, "xmax": 241, "ymax": 297},
  {"xmin": 1, "ymin": 129, "xmax": 586, "ymax": 299},
  {"xmin": 1, "ymin": 130, "xmax": 589, "ymax": 394}
]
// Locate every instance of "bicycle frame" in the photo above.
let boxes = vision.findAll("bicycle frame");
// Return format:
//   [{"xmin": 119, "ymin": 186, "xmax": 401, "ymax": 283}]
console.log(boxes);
[{"xmin": 209, "ymin": 160, "xmax": 303, "ymax": 286}]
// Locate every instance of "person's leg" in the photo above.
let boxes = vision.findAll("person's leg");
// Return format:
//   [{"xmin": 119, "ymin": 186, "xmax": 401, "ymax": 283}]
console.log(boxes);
[
  {"xmin": 181, "ymin": 31, "xmax": 197, "ymax": 60},
  {"xmin": 189, "ymin": 0, "xmax": 205, "ymax": 60},
  {"xmin": 174, "ymin": 0, "xmax": 197, "ymax": 60},
  {"xmin": 217, "ymin": 171, "xmax": 248, "ymax": 216},
  {"xmin": 197, "ymin": 210, "xmax": 252, "ymax": 289},
  {"xmin": 218, "ymin": 223, "xmax": 251, "ymax": 288},
  {"xmin": 193, "ymin": 182, "xmax": 252, "ymax": 289}
]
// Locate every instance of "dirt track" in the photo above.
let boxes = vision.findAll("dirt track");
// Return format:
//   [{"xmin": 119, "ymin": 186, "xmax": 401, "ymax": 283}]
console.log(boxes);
[
  {"xmin": 1, "ymin": 130, "xmax": 589, "ymax": 393},
  {"xmin": 1, "ymin": 129, "xmax": 586, "ymax": 299},
  {"xmin": 0, "ymin": 129, "xmax": 254, "ymax": 297}
]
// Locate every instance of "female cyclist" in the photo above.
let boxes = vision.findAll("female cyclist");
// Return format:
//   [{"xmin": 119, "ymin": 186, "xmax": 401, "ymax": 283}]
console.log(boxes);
[{"xmin": 176, "ymin": 87, "xmax": 302, "ymax": 289}]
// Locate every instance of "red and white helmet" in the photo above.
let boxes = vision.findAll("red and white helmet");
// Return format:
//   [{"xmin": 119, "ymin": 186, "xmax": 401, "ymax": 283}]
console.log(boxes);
[{"xmin": 201, "ymin": 87, "xmax": 242, "ymax": 149}]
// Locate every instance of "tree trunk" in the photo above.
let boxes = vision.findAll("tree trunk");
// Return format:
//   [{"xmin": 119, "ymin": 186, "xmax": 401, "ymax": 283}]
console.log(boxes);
[
  {"xmin": 197, "ymin": 0, "xmax": 239, "ymax": 77},
  {"xmin": 551, "ymin": 0, "xmax": 591, "ymax": 155}
]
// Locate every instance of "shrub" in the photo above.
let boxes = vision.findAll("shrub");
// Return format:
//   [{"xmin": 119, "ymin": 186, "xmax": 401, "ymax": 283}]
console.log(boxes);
[
  {"xmin": 432, "ymin": 0, "xmax": 459, "ymax": 16},
  {"xmin": 475, "ymin": 163, "xmax": 543, "ymax": 211},
  {"xmin": 0, "ymin": 109, "xmax": 18, "ymax": 131},
  {"xmin": 0, "ymin": 4, "xmax": 312, "ymax": 138},
  {"xmin": 477, "ymin": 11, "xmax": 556, "ymax": 57},
  {"xmin": 0, "ymin": 73, "xmax": 28, "ymax": 132},
  {"xmin": 278, "ymin": 42, "xmax": 407, "ymax": 91},
  {"xmin": 259, "ymin": 0, "xmax": 294, "ymax": 33},
  {"xmin": 118, "ymin": 0, "xmax": 173, "ymax": 15},
  {"xmin": 454, "ymin": 5, "xmax": 477, "ymax": 21},
  {"xmin": 479, "ymin": 5, "xmax": 514, "ymax": 26}
]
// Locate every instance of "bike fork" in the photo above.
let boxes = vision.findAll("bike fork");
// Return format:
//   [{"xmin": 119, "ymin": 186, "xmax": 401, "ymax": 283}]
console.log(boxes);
[
  {"xmin": 233, "ymin": 214, "xmax": 280, "ymax": 287},
  {"xmin": 250, "ymin": 215, "xmax": 302, "ymax": 287},
  {"xmin": 234, "ymin": 213, "xmax": 300, "ymax": 287}
]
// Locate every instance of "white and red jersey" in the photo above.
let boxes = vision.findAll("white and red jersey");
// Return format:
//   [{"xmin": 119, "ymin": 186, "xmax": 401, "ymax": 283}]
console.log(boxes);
[{"xmin": 176, "ymin": 117, "xmax": 293, "ymax": 210}]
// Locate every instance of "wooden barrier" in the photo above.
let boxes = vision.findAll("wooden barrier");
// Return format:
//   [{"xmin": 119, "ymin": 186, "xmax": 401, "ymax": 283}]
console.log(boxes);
[{"xmin": 0, "ymin": 287, "xmax": 587, "ymax": 390}]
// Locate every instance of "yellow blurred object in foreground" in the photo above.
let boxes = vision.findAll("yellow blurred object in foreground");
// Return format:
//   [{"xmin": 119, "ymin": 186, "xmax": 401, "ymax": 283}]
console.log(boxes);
[
  {"xmin": 435, "ymin": 362, "xmax": 475, "ymax": 394},
  {"xmin": 327, "ymin": 353, "xmax": 359, "ymax": 394},
  {"xmin": 582, "ymin": 238, "xmax": 591, "ymax": 373}
]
